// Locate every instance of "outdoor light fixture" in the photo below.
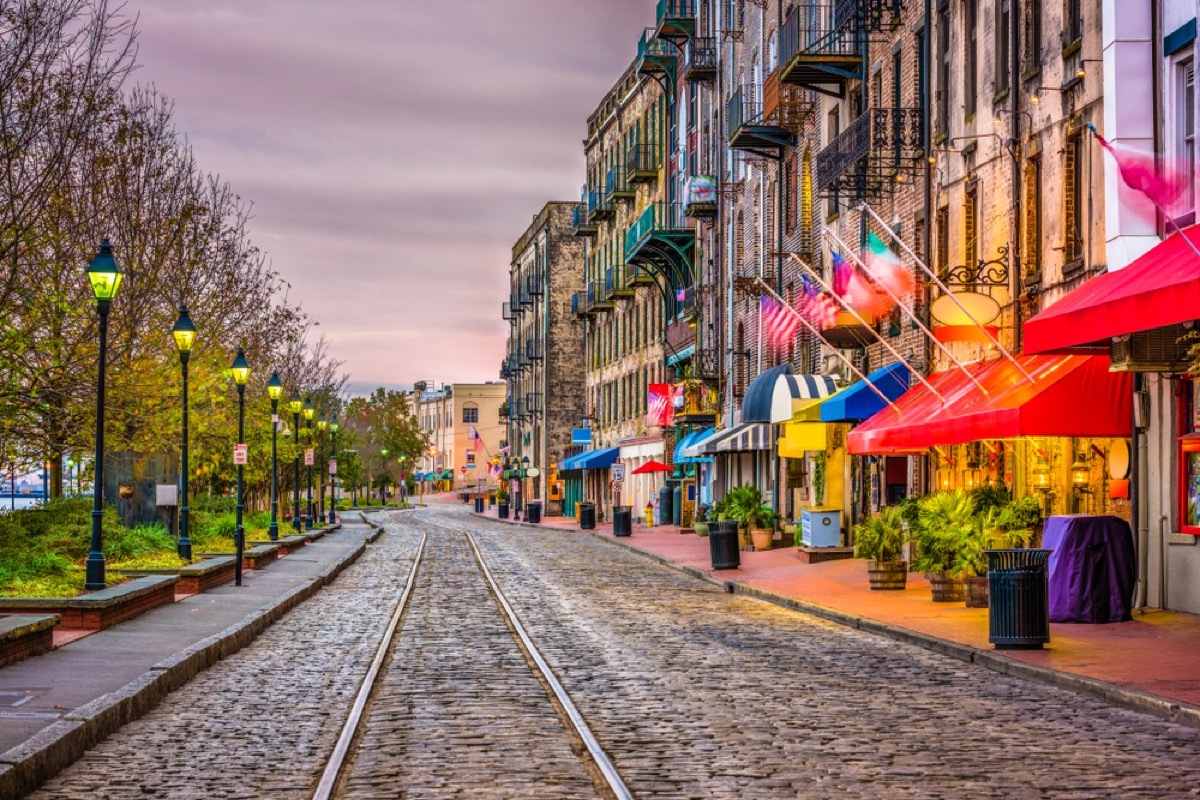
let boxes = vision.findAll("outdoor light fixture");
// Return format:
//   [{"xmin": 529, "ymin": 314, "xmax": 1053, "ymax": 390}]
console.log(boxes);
[
  {"xmin": 1071, "ymin": 451, "xmax": 1091, "ymax": 488},
  {"xmin": 303, "ymin": 397, "xmax": 315, "ymax": 421},
  {"xmin": 936, "ymin": 466, "xmax": 954, "ymax": 492},
  {"xmin": 1031, "ymin": 456, "xmax": 1052, "ymax": 491},
  {"xmin": 288, "ymin": 393, "xmax": 303, "ymax": 415},
  {"xmin": 267, "ymin": 372, "xmax": 283, "ymax": 541},
  {"xmin": 230, "ymin": 348, "xmax": 251, "ymax": 585},
  {"xmin": 174, "ymin": 307, "xmax": 197, "ymax": 560},
  {"xmin": 85, "ymin": 240, "xmax": 123, "ymax": 590},
  {"xmin": 304, "ymin": 397, "xmax": 314, "ymax": 528},
  {"xmin": 289, "ymin": 392, "xmax": 303, "ymax": 532}
]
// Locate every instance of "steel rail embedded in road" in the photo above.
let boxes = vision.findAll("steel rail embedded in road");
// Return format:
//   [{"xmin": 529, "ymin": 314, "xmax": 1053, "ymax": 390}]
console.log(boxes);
[
  {"xmin": 464, "ymin": 529, "xmax": 635, "ymax": 800},
  {"xmin": 312, "ymin": 530, "xmax": 428, "ymax": 800}
]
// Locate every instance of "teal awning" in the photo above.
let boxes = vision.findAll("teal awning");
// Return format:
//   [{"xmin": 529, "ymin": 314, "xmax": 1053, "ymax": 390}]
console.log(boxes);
[
  {"xmin": 561, "ymin": 446, "xmax": 620, "ymax": 470},
  {"xmin": 674, "ymin": 428, "xmax": 714, "ymax": 464},
  {"xmin": 667, "ymin": 344, "xmax": 696, "ymax": 367}
]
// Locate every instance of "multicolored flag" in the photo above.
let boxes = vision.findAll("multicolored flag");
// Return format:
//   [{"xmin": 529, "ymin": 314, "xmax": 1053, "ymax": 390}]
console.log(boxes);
[
  {"xmin": 1089, "ymin": 124, "xmax": 1188, "ymax": 211},
  {"xmin": 646, "ymin": 383, "xmax": 675, "ymax": 427},
  {"xmin": 831, "ymin": 251, "xmax": 852, "ymax": 297},
  {"xmin": 864, "ymin": 233, "xmax": 915, "ymax": 300}
]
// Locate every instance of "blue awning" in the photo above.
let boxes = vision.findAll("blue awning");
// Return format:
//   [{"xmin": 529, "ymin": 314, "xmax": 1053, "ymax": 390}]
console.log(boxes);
[
  {"xmin": 561, "ymin": 446, "xmax": 620, "ymax": 470},
  {"xmin": 667, "ymin": 344, "xmax": 696, "ymax": 367},
  {"xmin": 819, "ymin": 362, "xmax": 911, "ymax": 422},
  {"xmin": 674, "ymin": 428, "xmax": 715, "ymax": 464}
]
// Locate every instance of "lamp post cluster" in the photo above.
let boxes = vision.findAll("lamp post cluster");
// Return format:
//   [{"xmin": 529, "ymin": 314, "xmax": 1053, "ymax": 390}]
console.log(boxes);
[{"xmin": 83, "ymin": 239, "xmax": 345, "ymax": 591}]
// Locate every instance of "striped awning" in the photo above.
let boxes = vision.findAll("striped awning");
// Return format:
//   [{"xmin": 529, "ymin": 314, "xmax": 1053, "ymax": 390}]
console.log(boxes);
[
  {"xmin": 699, "ymin": 422, "xmax": 772, "ymax": 454},
  {"xmin": 742, "ymin": 364, "xmax": 839, "ymax": 424},
  {"xmin": 674, "ymin": 428, "xmax": 715, "ymax": 464}
]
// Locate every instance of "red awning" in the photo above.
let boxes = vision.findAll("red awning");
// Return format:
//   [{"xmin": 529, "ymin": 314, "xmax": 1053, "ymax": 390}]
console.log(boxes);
[
  {"xmin": 1024, "ymin": 226, "xmax": 1200, "ymax": 355},
  {"xmin": 847, "ymin": 355, "xmax": 1132, "ymax": 455}
]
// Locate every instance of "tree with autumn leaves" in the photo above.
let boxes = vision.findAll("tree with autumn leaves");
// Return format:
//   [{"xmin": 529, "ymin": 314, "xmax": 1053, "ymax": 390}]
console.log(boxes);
[{"xmin": 341, "ymin": 389, "xmax": 429, "ymax": 502}]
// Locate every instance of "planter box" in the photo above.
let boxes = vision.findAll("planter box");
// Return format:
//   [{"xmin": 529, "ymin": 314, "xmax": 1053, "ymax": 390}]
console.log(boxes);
[
  {"xmin": 0, "ymin": 614, "xmax": 59, "ymax": 667},
  {"xmin": 121, "ymin": 555, "xmax": 238, "ymax": 596},
  {"xmin": 198, "ymin": 544, "xmax": 280, "ymax": 571},
  {"xmin": 248, "ymin": 535, "xmax": 307, "ymax": 556},
  {"xmin": 0, "ymin": 575, "xmax": 178, "ymax": 631}
]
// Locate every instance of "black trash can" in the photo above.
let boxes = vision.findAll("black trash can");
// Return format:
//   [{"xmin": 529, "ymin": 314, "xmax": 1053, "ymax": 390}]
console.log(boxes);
[
  {"xmin": 709, "ymin": 520, "xmax": 740, "ymax": 570},
  {"xmin": 474, "ymin": 496, "xmax": 485, "ymax": 513},
  {"xmin": 613, "ymin": 506, "xmax": 633, "ymax": 537},
  {"xmin": 498, "ymin": 501, "xmax": 509, "ymax": 520},
  {"xmin": 657, "ymin": 485, "xmax": 674, "ymax": 527},
  {"xmin": 579, "ymin": 502, "xmax": 596, "ymax": 530},
  {"xmin": 525, "ymin": 501, "xmax": 542, "ymax": 524},
  {"xmin": 986, "ymin": 549, "xmax": 1053, "ymax": 649}
]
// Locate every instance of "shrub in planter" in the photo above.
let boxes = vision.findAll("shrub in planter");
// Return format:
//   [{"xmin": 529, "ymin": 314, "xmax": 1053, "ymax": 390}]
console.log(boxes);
[
  {"xmin": 911, "ymin": 491, "xmax": 975, "ymax": 602},
  {"xmin": 854, "ymin": 507, "xmax": 908, "ymax": 590},
  {"xmin": 956, "ymin": 505, "xmax": 1037, "ymax": 607},
  {"xmin": 724, "ymin": 485, "xmax": 773, "ymax": 550}
]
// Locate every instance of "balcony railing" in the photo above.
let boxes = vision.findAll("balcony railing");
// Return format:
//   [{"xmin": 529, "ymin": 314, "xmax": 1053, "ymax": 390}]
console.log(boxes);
[
  {"xmin": 590, "ymin": 278, "xmax": 613, "ymax": 311},
  {"xmin": 626, "ymin": 142, "xmax": 660, "ymax": 184},
  {"xmin": 814, "ymin": 107, "xmax": 923, "ymax": 196},
  {"xmin": 607, "ymin": 165, "xmax": 635, "ymax": 201},
  {"xmin": 655, "ymin": 0, "xmax": 696, "ymax": 38},
  {"xmin": 502, "ymin": 301, "xmax": 513, "ymax": 321},
  {"xmin": 526, "ymin": 339, "xmax": 543, "ymax": 361},
  {"xmin": 636, "ymin": 27, "xmax": 676, "ymax": 76},
  {"xmin": 572, "ymin": 202, "xmax": 596, "ymax": 236},
  {"xmin": 726, "ymin": 86, "xmax": 761, "ymax": 138},
  {"xmin": 683, "ymin": 36, "xmax": 717, "ymax": 81},
  {"xmin": 525, "ymin": 392, "xmax": 543, "ymax": 415},
  {"xmin": 526, "ymin": 271, "xmax": 543, "ymax": 296},
  {"xmin": 626, "ymin": 202, "xmax": 690, "ymax": 259},
  {"xmin": 511, "ymin": 397, "xmax": 524, "ymax": 421},
  {"xmin": 500, "ymin": 360, "xmax": 511, "ymax": 380}
]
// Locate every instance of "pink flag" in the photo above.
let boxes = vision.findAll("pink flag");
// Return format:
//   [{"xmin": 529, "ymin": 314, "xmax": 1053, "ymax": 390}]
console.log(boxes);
[{"xmin": 1091, "ymin": 124, "xmax": 1187, "ymax": 210}]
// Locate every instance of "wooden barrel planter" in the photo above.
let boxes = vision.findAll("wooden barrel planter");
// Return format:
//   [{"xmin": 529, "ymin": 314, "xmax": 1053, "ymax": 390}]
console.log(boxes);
[
  {"xmin": 928, "ymin": 572, "xmax": 966, "ymax": 602},
  {"xmin": 963, "ymin": 575, "xmax": 990, "ymax": 608},
  {"xmin": 867, "ymin": 560, "xmax": 908, "ymax": 590}
]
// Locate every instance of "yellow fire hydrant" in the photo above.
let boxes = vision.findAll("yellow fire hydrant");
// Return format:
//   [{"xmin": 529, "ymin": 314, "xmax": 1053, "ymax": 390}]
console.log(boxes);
[{"xmin": 644, "ymin": 502, "xmax": 655, "ymax": 527}]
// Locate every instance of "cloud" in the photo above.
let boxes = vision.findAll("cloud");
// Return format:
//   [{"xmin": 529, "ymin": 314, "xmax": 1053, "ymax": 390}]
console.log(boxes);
[{"xmin": 131, "ymin": 0, "xmax": 650, "ymax": 388}]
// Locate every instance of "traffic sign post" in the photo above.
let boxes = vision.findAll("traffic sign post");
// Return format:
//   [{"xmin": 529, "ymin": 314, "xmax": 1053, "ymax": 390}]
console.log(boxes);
[{"xmin": 233, "ymin": 444, "xmax": 248, "ymax": 466}]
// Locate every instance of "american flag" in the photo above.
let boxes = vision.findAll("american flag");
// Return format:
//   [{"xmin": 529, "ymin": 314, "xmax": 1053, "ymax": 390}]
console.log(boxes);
[
  {"xmin": 799, "ymin": 287, "xmax": 840, "ymax": 330},
  {"xmin": 761, "ymin": 296, "xmax": 802, "ymax": 348}
]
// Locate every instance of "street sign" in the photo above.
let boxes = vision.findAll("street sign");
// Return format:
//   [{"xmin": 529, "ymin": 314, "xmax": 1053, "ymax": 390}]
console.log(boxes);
[
  {"xmin": 329, "ymin": 459, "xmax": 337, "ymax": 476},
  {"xmin": 304, "ymin": 448, "xmax": 314, "ymax": 466},
  {"xmin": 156, "ymin": 484, "xmax": 178, "ymax": 507},
  {"xmin": 460, "ymin": 466, "xmax": 467, "ymax": 475},
  {"xmin": 233, "ymin": 444, "xmax": 248, "ymax": 466},
  {"xmin": 610, "ymin": 463, "xmax": 625, "ymax": 483},
  {"xmin": 572, "ymin": 427, "xmax": 592, "ymax": 446}
]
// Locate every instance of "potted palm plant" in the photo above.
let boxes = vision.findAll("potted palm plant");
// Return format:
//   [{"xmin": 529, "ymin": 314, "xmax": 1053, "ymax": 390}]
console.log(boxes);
[
  {"xmin": 958, "ymin": 500, "xmax": 1039, "ymax": 608},
  {"xmin": 854, "ymin": 506, "xmax": 908, "ymax": 590},
  {"xmin": 911, "ymin": 490, "xmax": 975, "ymax": 602},
  {"xmin": 725, "ymin": 485, "xmax": 774, "ymax": 550}
]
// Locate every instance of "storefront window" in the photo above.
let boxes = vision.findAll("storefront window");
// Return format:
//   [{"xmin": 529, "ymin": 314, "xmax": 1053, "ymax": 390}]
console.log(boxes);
[{"xmin": 1180, "ymin": 379, "xmax": 1200, "ymax": 534}]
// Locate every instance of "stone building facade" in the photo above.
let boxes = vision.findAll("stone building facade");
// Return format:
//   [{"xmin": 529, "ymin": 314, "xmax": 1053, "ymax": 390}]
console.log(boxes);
[{"xmin": 504, "ymin": 202, "xmax": 586, "ymax": 511}]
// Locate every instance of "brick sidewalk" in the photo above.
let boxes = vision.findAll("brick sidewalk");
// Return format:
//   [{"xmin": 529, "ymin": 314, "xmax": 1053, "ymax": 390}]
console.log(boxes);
[{"xmin": 474, "ymin": 505, "xmax": 1200, "ymax": 723}]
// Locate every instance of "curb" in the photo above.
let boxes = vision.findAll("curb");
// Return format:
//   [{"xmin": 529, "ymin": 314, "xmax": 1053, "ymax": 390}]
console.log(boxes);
[
  {"xmin": 0, "ymin": 531, "xmax": 371, "ymax": 798},
  {"xmin": 471, "ymin": 511, "xmax": 1200, "ymax": 731}
]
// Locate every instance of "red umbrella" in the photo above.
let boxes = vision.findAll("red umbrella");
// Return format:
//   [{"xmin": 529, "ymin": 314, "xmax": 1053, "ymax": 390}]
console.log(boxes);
[{"xmin": 631, "ymin": 459, "xmax": 672, "ymax": 475}]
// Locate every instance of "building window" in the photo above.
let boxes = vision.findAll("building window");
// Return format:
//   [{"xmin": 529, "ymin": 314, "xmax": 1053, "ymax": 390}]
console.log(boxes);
[
  {"xmin": 1063, "ymin": 133, "xmax": 1084, "ymax": 268},
  {"xmin": 1024, "ymin": 0, "xmax": 1042, "ymax": 70},
  {"xmin": 964, "ymin": 0, "xmax": 977, "ymax": 117},
  {"xmin": 1180, "ymin": 379, "xmax": 1200, "ymax": 534},
  {"xmin": 1177, "ymin": 58, "xmax": 1196, "ymax": 224},
  {"xmin": 1024, "ymin": 157, "xmax": 1042, "ymax": 282},
  {"xmin": 936, "ymin": 4, "xmax": 950, "ymax": 138},
  {"xmin": 995, "ymin": 0, "xmax": 1010, "ymax": 95},
  {"xmin": 1065, "ymin": 0, "xmax": 1082, "ymax": 46},
  {"xmin": 826, "ymin": 108, "xmax": 840, "ymax": 216},
  {"xmin": 964, "ymin": 184, "xmax": 978, "ymax": 267},
  {"xmin": 463, "ymin": 406, "xmax": 478, "ymax": 424},
  {"xmin": 916, "ymin": 26, "xmax": 927, "ymax": 147},
  {"xmin": 467, "ymin": 451, "xmax": 476, "ymax": 466},
  {"xmin": 935, "ymin": 206, "xmax": 950, "ymax": 276},
  {"xmin": 892, "ymin": 49, "xmax": 903, "ymax": 166}
]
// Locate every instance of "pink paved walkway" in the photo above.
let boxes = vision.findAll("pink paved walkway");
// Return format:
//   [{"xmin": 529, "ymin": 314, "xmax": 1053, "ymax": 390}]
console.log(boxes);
[{"xmin": 475, "ymin": 506, "xmax": 1200, "ymax": 713}]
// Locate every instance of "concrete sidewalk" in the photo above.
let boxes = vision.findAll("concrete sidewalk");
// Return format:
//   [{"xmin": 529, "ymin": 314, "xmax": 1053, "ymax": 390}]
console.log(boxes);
[
  {"xmin": 0, "ymin": 515, "xmax": 383, "ymax": 796},
  {"xmin": 474, "ymin": 506, "xmax": 1200, "ymax": 729}
]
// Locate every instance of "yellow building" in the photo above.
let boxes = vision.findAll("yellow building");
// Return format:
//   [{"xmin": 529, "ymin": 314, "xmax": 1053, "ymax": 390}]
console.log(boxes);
[{"xmin": 416, "ymin": 382, "xmax": 507, "ymax": 490}]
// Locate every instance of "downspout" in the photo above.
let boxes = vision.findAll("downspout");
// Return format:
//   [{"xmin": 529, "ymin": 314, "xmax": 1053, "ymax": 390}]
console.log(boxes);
[
  {"xmin": 1009, "ymin": 0, "xmax": 1022, "ymax": 353},
  {"xmin": 921, "ymin": 0, "xmax": 933, "ymax": 498},
  {"xmin": 772, "ymin": 0, "xmax": 785, "ymax": 526}
]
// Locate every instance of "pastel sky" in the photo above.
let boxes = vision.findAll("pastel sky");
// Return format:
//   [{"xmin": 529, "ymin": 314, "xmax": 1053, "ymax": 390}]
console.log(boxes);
[{"xmin": 130, "ymin": 0, "xmax": 649, "ymax": 394}]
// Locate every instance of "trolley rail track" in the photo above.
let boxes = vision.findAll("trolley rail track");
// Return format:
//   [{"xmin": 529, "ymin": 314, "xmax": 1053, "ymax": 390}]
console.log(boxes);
[{"xmin": 313, "ymin": 511, "xmax": 632, "ymax": 800}]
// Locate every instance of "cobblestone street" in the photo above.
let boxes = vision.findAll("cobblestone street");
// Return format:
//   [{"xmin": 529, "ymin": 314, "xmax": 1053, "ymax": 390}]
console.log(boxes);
[{"xmin": 31, "ymin": 507, "xmax": 1200, "ymax": 799}]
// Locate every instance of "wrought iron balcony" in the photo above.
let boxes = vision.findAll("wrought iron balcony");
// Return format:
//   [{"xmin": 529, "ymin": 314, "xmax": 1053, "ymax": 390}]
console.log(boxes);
[
  {"xmin": 572, "ymin": 201, "xmax": 597, "ymax": 237},
  {"xmin": 626, "ymin": 142, "xmax": 660, "ymax": 184},
  {"xmin": 636, "ymin": 28, "xmax": 676, "ymax": 78},
  {"xmin": 526, "ymin": 271, "xmax": 543, "ymax": 296},
  {"xmin": 779, "ymin": 2, "xmax": 862, "ymax": 95},
  {"xmin": 814, "ymin": 107, "xmax": 922, "ymax": 198},
  {"xmin": 502, "ymin": 301, "xmax": 513, "ymax": 322},
  {"xmin": 674, "ymin": 378, "xmax": 720, "ymax": 423},
  {"xmin": 525, "ymin": 339, "xmax": 543, "ymax": 361},
  {"xmin": 607, "ymin": 165, "xmax": 635, "ymax": 202},
  {"xmin": 625, "ymin": 202, "xmax": 695, "ymax": 284},
  {"xmin": 727, "ymin": 86, "xmax": 796, "ymax": 154},
  {"xmin": 525, "ymin": 392, "xmax": 544, "ymax": 415},
  {"xmin": 655, "ymin": 0, "xmax": 695, "ymax": 40},
  {"xmin": 572, "ymin": 290, "xmax": 595, "ymax": 318},
  {"xmin": 499, "ymin": 399, "xmax": 510, "ymax": 419},
  {"xmin": 683, "ymin": 36, "xmax": 717, "ymax": 82},
  {"xmin": 606, "ymin": 265, "xmax": 635, "ymax": 298},
  {"xmin": 590, "ymin": 279, "xmax": 614, "ymax": 312},
  {"xmin": 511, "ymin": 397, "xmax": 524, "ymax": 421},
  {"xmin": 500, "ymin": 360, "xmax": 511, "ymax": 380}
]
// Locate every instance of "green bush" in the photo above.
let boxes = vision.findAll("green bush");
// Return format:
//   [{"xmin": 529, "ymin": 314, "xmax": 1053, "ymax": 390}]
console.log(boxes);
[
  {"xmin": 968, "ymin": 483, "xmax": 1011, "ymax": 517},
  {"xmin": 854, "ymin": 506, "xmax": 907, "ymax": 564}
]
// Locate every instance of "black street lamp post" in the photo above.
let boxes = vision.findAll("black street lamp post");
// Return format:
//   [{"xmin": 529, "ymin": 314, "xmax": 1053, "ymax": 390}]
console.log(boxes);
[
  {"xmin": 303, "ymin": 397, "xmax": 315, "ymax": 529},
  {"xmin": 288, "ymin": 393, "xmax": 303, "ymax": 533},
  {"xmin": 85, "ymin": 240, "xmax": 123, "ymax": 591},
  {"xmin": 380, "ymin": 448, "xmax": 388, "ymax": 504},
  {"xmin": 330, "ymin": 415, "xmax": 340, "ymax": 523},
  {"xmin": 267, "ymin": 372, "xmax": 283, "ymax": 541},
  {"xmin": 172, "ymin": 306, "xmax": 196, "ymax": 560},
  {"xmin": 231, "ymin": 348, "xmax": 251, "ymax": 586},
  {"xmin": 317, "ymin": 412, "xmax": 328, "ymax": 523}
]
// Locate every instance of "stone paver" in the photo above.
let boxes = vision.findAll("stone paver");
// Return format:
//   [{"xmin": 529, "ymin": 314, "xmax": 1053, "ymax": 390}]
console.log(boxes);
[{"xmin": 28, "ymin": 505, "xmax": 1200, "ymax": 799}]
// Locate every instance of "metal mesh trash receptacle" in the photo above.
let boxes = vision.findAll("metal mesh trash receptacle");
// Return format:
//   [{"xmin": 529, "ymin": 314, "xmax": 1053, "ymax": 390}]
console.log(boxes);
[
  {"xmin": 579, "ymin": 502, "xmax": 596, "ymax": 530},
  {"xmin": 525, "ymin": 501, "xmax": 542, "ymax": 524},
  {"xmin": 613, "ymin": 506, "xmax": 633, "ymax": 536},
  {"xmin": 986, "ymin": 549, "xmax": 1052, "ymax": 649},
  {"xmin": 474, "ymin": 496, "xmax": 485, "ymax": 513},
  {"xmin": 709, "ymin": 520, "xmax": 740, "ymax": 570}
]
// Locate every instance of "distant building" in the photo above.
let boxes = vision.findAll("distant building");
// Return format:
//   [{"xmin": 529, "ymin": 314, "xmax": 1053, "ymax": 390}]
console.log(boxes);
[
  {"xmin": 416, "ymin": 383, "xmax": 506, "ymax": 490},
  {"xmin": 503, "ymin": 202, "xmax": 586, "ymax": 514}
]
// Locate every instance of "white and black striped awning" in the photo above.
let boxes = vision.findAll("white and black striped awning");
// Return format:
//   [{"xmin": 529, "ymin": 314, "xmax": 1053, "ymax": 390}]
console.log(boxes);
[{"xmin": 699, "ymin": 422, "xmax": 772, "ymax": 454}]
